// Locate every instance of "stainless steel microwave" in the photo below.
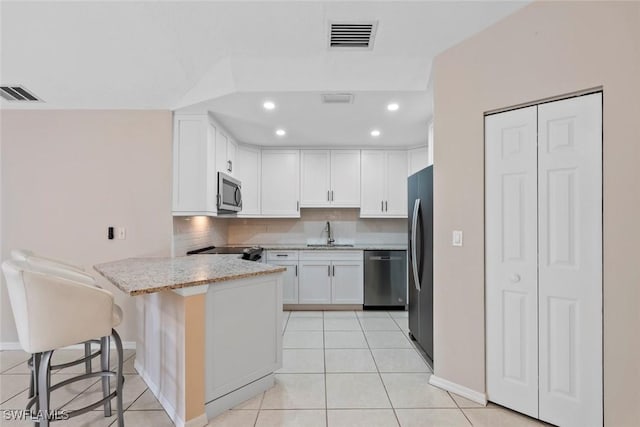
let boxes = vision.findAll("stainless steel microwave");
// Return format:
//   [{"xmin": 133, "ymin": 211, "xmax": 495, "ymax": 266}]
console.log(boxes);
[{"xmin": 217, "ymin": 172, "xmax": 242, "ymax": 213}]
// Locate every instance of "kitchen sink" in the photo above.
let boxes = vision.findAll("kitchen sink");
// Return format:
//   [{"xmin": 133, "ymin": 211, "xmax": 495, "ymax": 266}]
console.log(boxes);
[{"xmin": 306, "ymin": 244, "xmax": 355, "ymax": 248}]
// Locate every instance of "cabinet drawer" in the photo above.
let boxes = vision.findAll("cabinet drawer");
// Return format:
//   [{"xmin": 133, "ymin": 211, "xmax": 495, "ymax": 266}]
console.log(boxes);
[
  {"xmin": 299, "ymin": 250, "xmax": 363, "ymax": 261},
  {"xmin": 266, "ymin": 250, "xmax": 299, "ymax": 261}
]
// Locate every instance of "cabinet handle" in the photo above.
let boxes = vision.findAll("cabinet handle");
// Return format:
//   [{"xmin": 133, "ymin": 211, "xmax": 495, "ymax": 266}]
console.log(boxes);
[
  {"xmin": 295, "ymin": 265, "xmax": 298, "ymax": 276},
  {"xmin": 332, "ymin": 265, "xmax": 335, "ymax": 276},
  {"xmin": 276, "ymin": 254, "xmax": 288, "ymax": 257},
  {"xmin": 385, "ymin": 201, "xmax": 388, "ymax": 212},
  {"xmin": 381, "ymin": 201, "xmax": 384, "ymax": 212},
  {"xmin": 227, "ymin": 160, "xmax": 232, "ymax": 172},
  {"xmin": 328, "ymin": 265, "xmax": 331, "ymax": 276},
  {"xmin": 331, "ymin": 190, "xmax": 334, "ymax": 201},
  {"xmin": 328, "ymin": 190, "xmax": 330, "ymax": 201}
]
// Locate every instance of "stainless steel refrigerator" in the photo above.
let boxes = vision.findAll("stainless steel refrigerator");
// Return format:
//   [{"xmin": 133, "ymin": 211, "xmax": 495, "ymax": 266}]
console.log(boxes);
[{"xmin": 408, "ymin": 166, "xmax": 433, "ymax": 366}]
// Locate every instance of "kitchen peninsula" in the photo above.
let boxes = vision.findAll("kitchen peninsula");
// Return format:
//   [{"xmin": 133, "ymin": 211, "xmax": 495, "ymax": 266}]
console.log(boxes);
[{"xmin": 94, "ymin": 255, "xmax": 285, "ymax": 427}]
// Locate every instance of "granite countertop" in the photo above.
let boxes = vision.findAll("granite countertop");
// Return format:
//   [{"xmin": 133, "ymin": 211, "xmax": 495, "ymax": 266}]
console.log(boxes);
[
  {"xmin": 94, "ymin": 255, "xmax": 285, "ymax": 296},
  {"xmin": 255, "ymin": 244, "xmax": 408, "ymax": 251}
]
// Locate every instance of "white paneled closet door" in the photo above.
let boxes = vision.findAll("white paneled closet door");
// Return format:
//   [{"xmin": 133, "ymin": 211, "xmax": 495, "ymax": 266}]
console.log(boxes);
[
  {"xmin": 537, "ymin": 93, "xmax": 602, "ymax": 427},
  {"xmin": 486, "ymin": 106, "xmax": 539, "ymax": 418},
  {"xmin": 486, "ymin": 93, "xmax": 602, "ymax": 427}
]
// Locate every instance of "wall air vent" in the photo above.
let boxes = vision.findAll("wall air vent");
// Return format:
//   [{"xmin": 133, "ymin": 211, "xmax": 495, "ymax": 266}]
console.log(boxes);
[
  {"xmin": 329, "ymin": 21, "xmax": 377, "ymax": 49},
  {"xmin": 0, "ymin": 85, "xmax": 42, "ymax": 102},
  {"xmin": 321, "ymin": 93, "xmax": 354, "ymax": 104}
]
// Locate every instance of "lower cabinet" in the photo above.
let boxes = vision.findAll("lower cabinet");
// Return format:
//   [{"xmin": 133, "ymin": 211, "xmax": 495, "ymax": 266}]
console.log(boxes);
[
  {"xmin": 267, "ymin": 250, "xmax": 364, "ymax": 305},
  {"xmin": 278, "ymin": 263, "xmax": 299, "ymax": 304},
  {"xmin": 298, "ymin": 261, "xmax": 332, "ymax": 304},
  {"xmin": 299, "ymin": 251, "xmax": 363, "ymax": 305},
  {"xmin": 331, "ymin": 261, "xmax": 363, "ymax": 304}
]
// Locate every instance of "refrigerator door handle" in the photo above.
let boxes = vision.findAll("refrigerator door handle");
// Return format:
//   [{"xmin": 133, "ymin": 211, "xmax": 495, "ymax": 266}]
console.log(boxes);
[{"xmin": 411, "ymin": 198, "xmax": 421, "ymax": 291}]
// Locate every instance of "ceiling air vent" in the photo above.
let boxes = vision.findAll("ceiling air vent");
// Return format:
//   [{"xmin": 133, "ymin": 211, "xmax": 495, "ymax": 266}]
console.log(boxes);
[
  {"xmin": 321, "ymin": 93, "xmax": 354, "ymax": 104},
  {"xmin": 329, "ymin": 21, "xmax": 377, "ymax": 49},
  {"xmin": 0, "ymin": 85, "xmax": 42, "ymax": 102}
]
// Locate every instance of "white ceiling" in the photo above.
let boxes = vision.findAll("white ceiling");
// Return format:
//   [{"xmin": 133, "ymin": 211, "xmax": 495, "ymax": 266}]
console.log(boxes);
[{"xmin": 1, "ymin": 1, "xmax": 529, "ymax": 146}]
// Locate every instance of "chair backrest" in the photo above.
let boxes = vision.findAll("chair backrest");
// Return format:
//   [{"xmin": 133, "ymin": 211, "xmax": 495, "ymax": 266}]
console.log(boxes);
[
  {"xmin": 10, "ymin": 249, "xmax": 96, "ymax": 285},
  {"xmin": 1, "ymin": 260, "xmax": 114, "ymax": 353}
]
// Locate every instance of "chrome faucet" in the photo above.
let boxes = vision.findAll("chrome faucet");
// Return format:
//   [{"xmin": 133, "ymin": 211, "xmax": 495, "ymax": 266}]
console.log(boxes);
[{"xmin": 325, "ymin": 221, "xmax": 335, "ymax": 246}]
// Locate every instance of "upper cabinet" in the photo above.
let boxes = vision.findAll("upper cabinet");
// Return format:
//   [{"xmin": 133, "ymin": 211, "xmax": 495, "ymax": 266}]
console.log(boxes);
[
  {"xmin": 261, "ymin": 150, "xmax": 300, "ymax": 217},
  {"xmin": 172, "ymin": 114, "xmax": 217, "ymax": 215},
  {"xmin": 408, "ymin": 146, "xmax": 428, "ymax": 176},
  {"xmin": 300, "ymin": 150, "xmax": 360, "ymax": 208},
  {"xmin": 360, "ymin": 150, "xmax": 408, "ymax": 218},
  {"xmin": 235, "ymin": 145, "xmax": 261, "ymax": 216},
  {"xmin": 215, "ymin": 128, "xmax": 237, "ymax": 176}
]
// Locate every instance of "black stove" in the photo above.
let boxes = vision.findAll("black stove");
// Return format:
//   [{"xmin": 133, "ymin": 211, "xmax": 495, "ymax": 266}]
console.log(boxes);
[{"xmin": 186, "ymin": 246, "xmax": 263, "ymax": 261}]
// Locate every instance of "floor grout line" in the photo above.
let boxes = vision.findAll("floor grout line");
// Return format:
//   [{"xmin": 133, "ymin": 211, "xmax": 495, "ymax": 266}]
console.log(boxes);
[{"xmin": 355, "ymin": 311, "xmax": 401, "ymax": 427}]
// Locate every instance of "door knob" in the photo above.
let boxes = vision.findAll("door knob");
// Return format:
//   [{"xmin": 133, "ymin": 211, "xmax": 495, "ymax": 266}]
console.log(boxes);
[{"xmin": 509, "ymin": 274, "xmax": 521, "ymax": 283}]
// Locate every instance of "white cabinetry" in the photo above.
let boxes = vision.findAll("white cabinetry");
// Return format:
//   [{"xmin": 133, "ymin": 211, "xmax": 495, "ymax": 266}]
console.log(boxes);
[
  {"xmin": 408, "ymin": 146, "xmax": 428, "ymax": 176},
  {"xmin": 266, "ymin": 251, "xmax": 299, "ymax": 304},
  {"xmin": 215, "ymin": 128, "xmax": 237, "ymax": 176},
  {"xmin": 298, "ymin": 251, "xmax": 363, "ymax": 304},
  {"xmin": 360, "ymin": 150, "xmax": 408, "ymax": 218},
  {"xmin": 300, "ymin": 150, "xmax": 360, "ymax": 208},
  {"xmin": 261, "ymin": 150, "xmax": 300, "ymax": 217},
  {"xmin": 172, "ymin": 114, "xmax": 217, "ymax": 215},
  {"xmin": 236, "ymin": 145, "xmax": 261, "ymax": 216}
]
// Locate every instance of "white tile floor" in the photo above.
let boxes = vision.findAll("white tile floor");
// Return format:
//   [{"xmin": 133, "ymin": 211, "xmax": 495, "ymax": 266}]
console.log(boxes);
[{"xmin": 0, "ymin": 310, "xmax": 551, "ymax": 426}]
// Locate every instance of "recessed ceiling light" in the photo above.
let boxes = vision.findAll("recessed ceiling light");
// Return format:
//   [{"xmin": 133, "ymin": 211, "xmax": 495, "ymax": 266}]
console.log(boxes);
[
  {"xmin": 387, "ymin": 103, "xmax": 399, "ymax": 111},
  {"xmin": 275, "ymin": 128, "xmax": 286, "ymax": 136},
  {"xmin": 263, "ymin": 101, "xmax": 276, "ymax": 110},
  {"xmin": 370, "ymin": 129, "xmax": 381, "ymax": 137}
]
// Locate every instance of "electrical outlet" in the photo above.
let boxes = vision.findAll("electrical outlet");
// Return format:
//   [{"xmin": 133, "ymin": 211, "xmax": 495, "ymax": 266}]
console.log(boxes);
[
  {"xmin": 452, "ymin": 230, "xmax": 463, "ymax": 247},
  {"xmin": 116, "ymin": 227, "xmax": 126, "ymax": 240}
]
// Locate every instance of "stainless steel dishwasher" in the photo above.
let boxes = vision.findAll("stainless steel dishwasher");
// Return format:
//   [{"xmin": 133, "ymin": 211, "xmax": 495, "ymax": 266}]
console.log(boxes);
[{"xmin": 364, "ymin": 250, "xmax": 407, "ymax": 309}]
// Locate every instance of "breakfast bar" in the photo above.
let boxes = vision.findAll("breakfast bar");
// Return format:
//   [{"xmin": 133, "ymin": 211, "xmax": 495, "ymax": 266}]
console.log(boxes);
[{"xmin": 94, "ymin": 255, "xmax": 285, "ymax": 427}]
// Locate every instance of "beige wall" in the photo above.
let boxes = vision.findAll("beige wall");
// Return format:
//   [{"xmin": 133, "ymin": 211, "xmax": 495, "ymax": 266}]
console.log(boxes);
[
  {"xmin": 432, "ymin": 2, "xmax": 640, "ymax": 426},
  {"xmin": 1, "ymin": 110, "xmax": 173, "ymax": 344}
]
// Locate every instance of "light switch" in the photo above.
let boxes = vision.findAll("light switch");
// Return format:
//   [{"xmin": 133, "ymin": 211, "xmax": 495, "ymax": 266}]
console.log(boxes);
[
  {"xmin": 116, "ymin": 227, "xmax": 126, "ymax": 240},
  {"xmin": 452, "ymin": 230, "xmax": 463, "ymax": 247}
]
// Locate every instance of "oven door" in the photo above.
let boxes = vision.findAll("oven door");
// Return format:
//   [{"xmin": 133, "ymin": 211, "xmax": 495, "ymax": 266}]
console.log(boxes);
[{"xmin": 218, "ymin": 172, "xmax": 242, "ymax": 212}]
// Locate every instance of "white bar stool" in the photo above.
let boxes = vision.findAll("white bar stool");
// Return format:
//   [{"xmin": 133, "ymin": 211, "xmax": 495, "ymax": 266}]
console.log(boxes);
[
  {"xmin": 2, "ymin": 259, "xmax": 125, "ymax": 427},
  {"xmin": 10, "ymin": 250, "xmax": 104, "ymax": 400}
]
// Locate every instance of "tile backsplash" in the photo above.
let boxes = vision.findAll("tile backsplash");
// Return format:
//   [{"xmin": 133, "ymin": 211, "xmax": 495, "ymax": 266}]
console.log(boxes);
[
  {"xmin": 172, "ymin": 216, "xmax": 228, "ymax": 256},
  {"xmin": 227, "ymin": 209, "xmax": 407, "ymax": 245}
]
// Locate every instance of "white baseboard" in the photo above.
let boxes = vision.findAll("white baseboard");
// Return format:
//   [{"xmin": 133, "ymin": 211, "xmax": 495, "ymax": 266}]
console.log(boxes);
[
  {"xmin": 0, "ymin": 341, "xmax": 137, "ymax": 351},
  {"xmin": 429, "ymin": 374, "xmax": 487, "ymax": 406}
]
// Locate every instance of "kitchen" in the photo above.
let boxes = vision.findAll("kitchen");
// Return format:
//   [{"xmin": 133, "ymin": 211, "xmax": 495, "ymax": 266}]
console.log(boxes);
[{"xmin": 1, "ymin": 1, "xmax": 639, "ymax": 427}]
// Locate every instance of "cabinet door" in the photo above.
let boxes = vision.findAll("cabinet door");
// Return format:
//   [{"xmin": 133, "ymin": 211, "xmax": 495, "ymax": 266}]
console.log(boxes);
[
  {"xmin": 300, "ymin": 150, "xmax": 331, "ymax": 207},
  {"xmin": 408, "ymin": 146, "xmax": 428, "ymax": 176},
  {"xmin": 360, "ymin": 151, "xmax": 386, "ymax": 217},
  {"xmin": 227, "ymin": 138, "xmax": 237, "ymax": 174},
  {"xmin": 236, "ymin": 145, "xmax": 261, "ymax": 216},
  {"xmin": 173, "ymin": 117, "xmax": 207, "ymax": 213},
  {"xmin": 215, "ymin": 128, "xmax": 228, "ymax": 174},
  {"xmin": 331, "ymin": 150, "xmax": 360, "ymax": 207},
  {"xmin": 331, "ymin": 261, "xmax": 363, "ymax": 304},
  {"xmin": 271, "ymin": 261, "xmax": 298, "ymax": 304},
  {"xmin": 298, "ymin": 261, "xmax": 331, "ymax": 304},
  {"xmin": 261, "ymin": 150, "xmax": 300, "ymax": 217},
  {"xmin": 385, "ymin": 151, "xmax": 408, "ymax": 217}
]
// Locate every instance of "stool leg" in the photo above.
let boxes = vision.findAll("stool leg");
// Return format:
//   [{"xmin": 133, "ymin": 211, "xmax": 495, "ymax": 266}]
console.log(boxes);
[
  {"xmin": 100, "ymin": 336, "xmax": 112, "ymax": 417},
  {"xmin": 28, "ymin": 354, "xmax": 37, "ymax": 399},
  {"xmin": 84, "ymin": 342, "xmax": 92, "ymax": 374},
  {"xmin": 112, "ymin": 330, "xmax": 124, "ymax": 427},
  {"xmin": 37, "ymin": 351, "xmax": 52, "ymax": 427}
]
